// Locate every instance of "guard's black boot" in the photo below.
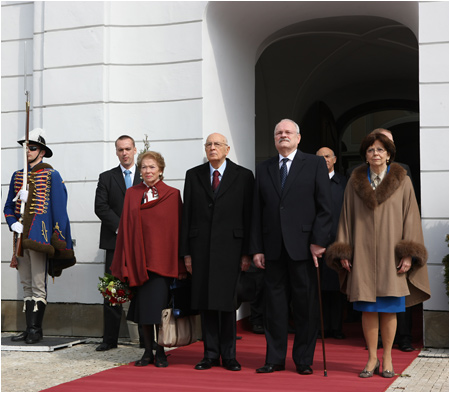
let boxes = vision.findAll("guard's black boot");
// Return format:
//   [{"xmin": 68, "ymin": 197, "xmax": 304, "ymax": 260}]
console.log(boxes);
[
  {"xmin": 11, "ymin": 299, "xmax": 33, "ymax": 342},
  {"xmin": 26, "ymin": 300, "xmax": 46, "ymax": 344}
]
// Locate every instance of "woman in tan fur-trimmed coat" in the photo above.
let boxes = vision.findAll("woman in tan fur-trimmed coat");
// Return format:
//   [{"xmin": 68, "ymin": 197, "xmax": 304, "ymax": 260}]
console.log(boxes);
[{"xmin": 326, "ymin": 132, "xmax": 430, "ymax": 379}]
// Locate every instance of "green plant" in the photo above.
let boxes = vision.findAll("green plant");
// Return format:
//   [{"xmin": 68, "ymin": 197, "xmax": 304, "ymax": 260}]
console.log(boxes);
[
  {"xmin": 139, "ymin": 134, "xmax": 151, "ymax": 155},
  {"xmin": 443, "ymin": 234, "xmax": 449, "ymax": 297}
]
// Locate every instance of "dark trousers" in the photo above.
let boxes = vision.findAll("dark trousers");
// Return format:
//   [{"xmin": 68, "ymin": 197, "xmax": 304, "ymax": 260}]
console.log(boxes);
[
  {"xmin": 250, "ymin": 269, "xmax": 265, "ymax": 326},
  {"xmin": 264, "ymin": 244, "xmax": 319, "ymax": 366},
  {"xmin": 102, "ymin": 250, "xmax": 123, "ymax": 345},
  {"xmin": 322, "ymin": 290, "xmax": 344, "ymax": 332},
  {"xmin": 396, "ymin": 307, "xmax": 413, "ymax": 344},
  {"xmin": 201, "ymin": 310, "xmax": 236, "ymax": 360}
]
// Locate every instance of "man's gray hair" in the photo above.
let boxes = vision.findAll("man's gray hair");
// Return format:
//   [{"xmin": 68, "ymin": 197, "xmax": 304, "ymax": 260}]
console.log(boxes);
[{"xmin": 274, "ymin": 119, "xmax": 300, "ymax": 135}]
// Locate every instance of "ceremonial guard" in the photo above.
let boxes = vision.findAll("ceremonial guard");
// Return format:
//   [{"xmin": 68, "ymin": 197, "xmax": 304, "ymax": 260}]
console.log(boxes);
[{"xmin": 4, "ymin": 128, "xmax": 75, "ymax": 344}]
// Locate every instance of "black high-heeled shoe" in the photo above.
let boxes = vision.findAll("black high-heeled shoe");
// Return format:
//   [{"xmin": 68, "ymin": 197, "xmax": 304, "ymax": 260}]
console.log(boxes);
[
  {"xmin": 134, "ymin": 350, "xmax": 154, "ymax": 367},
  {"xmin": 155, "ymin": 350, "xmax": 169, "ymax": 368}
]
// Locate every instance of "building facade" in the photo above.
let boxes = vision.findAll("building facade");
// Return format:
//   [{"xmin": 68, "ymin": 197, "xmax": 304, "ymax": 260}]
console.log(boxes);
[{"xmin": 1, "ymin": 1, "xmax": 448, "ymax": 346}]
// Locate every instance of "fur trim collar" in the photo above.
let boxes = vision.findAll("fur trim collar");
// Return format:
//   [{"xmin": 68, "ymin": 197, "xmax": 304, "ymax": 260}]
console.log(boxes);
[
  {"xmin": 350, "ymin": 163, "xmax": 406, "ymax": 210},
  {"xmin": 31, "ymin": 162, "xmax": 53, "ymax": 172}
]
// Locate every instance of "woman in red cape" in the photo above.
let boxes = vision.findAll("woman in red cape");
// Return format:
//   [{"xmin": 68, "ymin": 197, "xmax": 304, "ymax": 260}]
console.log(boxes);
[{"xmin": 111, "ymin": 151, "xmax": 186, "ymax": 368}]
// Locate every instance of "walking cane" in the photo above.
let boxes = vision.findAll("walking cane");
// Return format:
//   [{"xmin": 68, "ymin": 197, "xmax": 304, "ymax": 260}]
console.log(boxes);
[{"xmin": 316, "ymin": 260, "xmax": 328, "ymax": 376}]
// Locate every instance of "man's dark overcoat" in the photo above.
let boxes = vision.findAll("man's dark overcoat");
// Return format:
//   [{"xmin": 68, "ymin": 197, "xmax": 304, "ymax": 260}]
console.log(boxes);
[
  {"xmin": 321, "ymin": 171, "xmax": 347, "ymax": 291},
  {"xmin": 180, "ymin": 159, "xmax": 254, "ymax": 312}
]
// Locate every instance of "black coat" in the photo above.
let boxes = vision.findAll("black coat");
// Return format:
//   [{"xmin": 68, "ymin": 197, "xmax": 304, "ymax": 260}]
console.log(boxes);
[
  {"xmin": 250, "ymin": 150, "xmax": 332, "ymax": 260},
  {"xmin": 180, "ymin": 159, "xmax": 254, "ymax": 312},
  {"xmin": 321, "ymin": 171, "xmax": 347, "ymax": 291},
  {"xmin": 94, "ymin": 165, "xmax": 140, "ymax": 250}
]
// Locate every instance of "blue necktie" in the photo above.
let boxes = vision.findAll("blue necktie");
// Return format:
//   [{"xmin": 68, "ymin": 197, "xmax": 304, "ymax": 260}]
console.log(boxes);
[
  {"xmin": 124, "ymin": 170, "xmax": 132, "ymax": 189},
  {"xmin": 280, "ymin": 158, "xmax": 289, "ymax": 190}
]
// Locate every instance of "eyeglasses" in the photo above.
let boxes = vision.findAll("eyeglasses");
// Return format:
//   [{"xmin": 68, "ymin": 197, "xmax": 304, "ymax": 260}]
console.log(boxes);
[
  {"xmin": 319, "ymin": 154, "xmax": 335, "ymax": 159},
  {"xmin": 27, "ymin": 146, "xmax": 39, "ymax": 152},
  {"xmin": 367, "ymin": 148, "xmax": 386, "ymax": 155},
  {"xmin": 205, "ymin": 142, "xmax": 228, "ymax": 149}
]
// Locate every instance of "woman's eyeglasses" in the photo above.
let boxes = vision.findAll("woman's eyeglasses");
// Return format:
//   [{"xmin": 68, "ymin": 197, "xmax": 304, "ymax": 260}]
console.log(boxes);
[{"xmin": 367, "ymin": 148, "xmax": 386, "ymax": 155}]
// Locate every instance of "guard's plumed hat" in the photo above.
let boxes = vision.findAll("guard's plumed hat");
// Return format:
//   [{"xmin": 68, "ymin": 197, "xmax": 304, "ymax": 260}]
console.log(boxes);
[{"xmin": 18, "ymin": 128, "xmax": 53, "ymax": 158}]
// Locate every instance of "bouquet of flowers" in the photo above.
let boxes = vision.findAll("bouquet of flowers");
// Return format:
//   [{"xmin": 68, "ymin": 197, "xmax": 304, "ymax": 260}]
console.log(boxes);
[{"xmin": 98, "ymin": 273, "xmax": 134, "ymax": 306}]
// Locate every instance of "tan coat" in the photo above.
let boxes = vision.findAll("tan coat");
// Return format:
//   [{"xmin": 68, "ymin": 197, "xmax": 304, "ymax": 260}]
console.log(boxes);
[{"xmin": 326, "ymin": 163, "xmax": 430, "ymax": 307}]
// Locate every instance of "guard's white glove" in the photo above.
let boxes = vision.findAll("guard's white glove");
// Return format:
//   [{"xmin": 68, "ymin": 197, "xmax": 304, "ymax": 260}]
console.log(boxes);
[
  {"xmin": 18, "ymin": 189, "xmax": 29, "ymax": 203},
  {"xmin": 11, "ymin": 222, "xmax": 23, "ymax": 234}
]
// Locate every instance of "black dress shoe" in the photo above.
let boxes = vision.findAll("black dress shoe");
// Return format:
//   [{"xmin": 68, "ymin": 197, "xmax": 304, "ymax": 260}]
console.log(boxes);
[
  {"xmin": 195, "ymin": 357, "xmax": 220, "ymax": 370},
  {"xmin": 134, "ymin": 350, "xmax": 154, "ymax": 367},
  {"xmin": 252, "ymin": 324, "xmax": 264, "ymax": 334},
  {"xmin": 296, "ymin": 364, "xmax": 313, "ymax": 375},
  {"xmin": 256, "ymin": 363, "xmax": 285, "ymax": 373},
  {"xmin": 222, "ymin": 358, "xmax": 241, "ymax": 371},
  {"xmin": 155, "ymin": 352, "xmax": 169, "ymax": 368},
  {"xmin": 96, "ymin": 342, "xmax": 117, "ymax": 351},
  {"xmin": 398, "ymin": 342, "xmax": 414, "ymax": 352}
]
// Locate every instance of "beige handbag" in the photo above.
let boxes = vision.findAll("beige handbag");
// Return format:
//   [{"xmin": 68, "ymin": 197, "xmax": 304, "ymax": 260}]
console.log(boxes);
[{"xmin": 158, "ymin": 308, "xmax": 202, "ymax": 347}]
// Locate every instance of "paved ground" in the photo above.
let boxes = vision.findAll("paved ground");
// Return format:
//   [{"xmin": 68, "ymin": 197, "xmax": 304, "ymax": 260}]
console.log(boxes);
[
  {"xmin": 1, "ymin": 333, "xmax": 448, "ymax": 392},
  {"xmin": 386, "ymin": 348, "xmax": 449, "ymax": 392}
]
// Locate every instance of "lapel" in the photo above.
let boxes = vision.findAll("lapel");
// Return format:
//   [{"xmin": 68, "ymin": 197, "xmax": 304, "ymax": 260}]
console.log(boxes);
[
  {"xmin": 331, "ymin": 173, "xmax": 339, "ymax": 185},
  {"xmin": 132, "ymin": 165, "xmax": 140, "ymax": 186},
  {"xmin": 215, "ymin": 159, "xmax": 238, "ymax": 200},
  {"xmin": 197, "ymin": 162, "xmax": 215, "ymax": 200},
  {"xmin": 268, "ymin": 156, "xmax": 282, "ymax": 198},
  {"xmin": 112, "ymin": 166, "xmax": 127, "ymax": 195},
  {"xmin": 268, "ymin": 150, "xmax": 306, "ymax": 198},
  {"xmin": 281, "ymin": 150, "xmax": 306, "ymax": 197}
]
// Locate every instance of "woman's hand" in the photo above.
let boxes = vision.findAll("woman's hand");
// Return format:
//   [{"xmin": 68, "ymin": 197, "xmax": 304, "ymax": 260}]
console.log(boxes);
[
  {"xmin": 397, "ymin": 256, "xmax": 412, "ymax": 274},
  {"xmin": 340, "ymin": 259, "xmax": 352, "ymax": 272}
]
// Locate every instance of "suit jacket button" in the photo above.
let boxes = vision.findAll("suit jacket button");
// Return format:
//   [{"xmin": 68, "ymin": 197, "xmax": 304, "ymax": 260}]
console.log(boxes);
[
  {"xmin": 280, "ymin": 205, "xmax": 284, "ymax": 210},
  {"xmin": 209, "ymin": 203, "xmax": 213, "ymax": 208}
]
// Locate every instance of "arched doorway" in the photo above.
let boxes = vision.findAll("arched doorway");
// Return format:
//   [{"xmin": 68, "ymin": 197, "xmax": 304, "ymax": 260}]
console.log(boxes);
[
  {"xmin": 203, "ymin": 2, "xmax": 419, "ymax": 171},
  {"xmin": 255, "ymin": 15, "xmax": 419, "ymax": 175}
]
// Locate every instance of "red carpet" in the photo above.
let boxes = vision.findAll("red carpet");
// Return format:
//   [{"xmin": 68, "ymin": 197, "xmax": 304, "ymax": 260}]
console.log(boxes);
[{"xmin": 43, "ymin": 320, "xmax": 421, "ymax": 392}]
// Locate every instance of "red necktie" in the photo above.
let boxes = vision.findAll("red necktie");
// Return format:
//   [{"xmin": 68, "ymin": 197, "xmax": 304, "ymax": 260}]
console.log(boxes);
[{"xmin": 212, "ymin": 170, "xmax": 220, "ymax": 192}]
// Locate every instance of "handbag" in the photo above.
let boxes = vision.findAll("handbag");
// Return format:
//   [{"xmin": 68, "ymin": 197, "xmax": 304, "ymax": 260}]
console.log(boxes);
[
  {"xmin": 158, "ymin": 308, "xmax": 201, "ymax": 347},
  {"xmin": 158, "ymin": 278, "xmax": 201, "ymax": 347}
]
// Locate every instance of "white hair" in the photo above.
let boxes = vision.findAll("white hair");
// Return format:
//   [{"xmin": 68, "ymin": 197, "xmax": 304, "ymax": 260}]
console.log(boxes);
[{"xmin": 274, "ymin": 119, "xmax": 300, "ymax": 136}]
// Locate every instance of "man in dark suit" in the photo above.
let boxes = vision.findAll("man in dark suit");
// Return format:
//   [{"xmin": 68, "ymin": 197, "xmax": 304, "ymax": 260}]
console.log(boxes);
[
  {"xmin": 180, "ymin": 133, "xmax": 254, "ymax": 372},
  {"xmin": 251, "ymin": 119, "xmax": 332, "ymax": 375},
  {"xmin": 316, "ymin": 147, "xmax": 347, "ymax": 339},
  {"xmin": 94, "ymin": 135, "xmax": 140, "ymax": 351}
]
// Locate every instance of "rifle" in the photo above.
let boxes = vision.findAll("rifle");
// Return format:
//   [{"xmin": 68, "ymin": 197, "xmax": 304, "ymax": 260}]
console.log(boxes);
[{"xmin": 12, "ymin": 42, "xmax": 30, "ymax": 262}]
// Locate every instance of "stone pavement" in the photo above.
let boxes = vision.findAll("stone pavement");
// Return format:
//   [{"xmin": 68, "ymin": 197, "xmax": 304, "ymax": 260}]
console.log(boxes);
[
  {"xmin": 386, "ymin": 348, "xmax": 449, "ymax": 392},
  {"xmin": 1, "ymin": 333, "xmax": 448, "ymax": 392}
]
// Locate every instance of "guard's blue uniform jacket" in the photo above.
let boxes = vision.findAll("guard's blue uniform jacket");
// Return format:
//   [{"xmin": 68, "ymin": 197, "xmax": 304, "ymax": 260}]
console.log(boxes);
[{"xmin": 4, "ymin": 162, "xmax": 75, "ymax": 277}]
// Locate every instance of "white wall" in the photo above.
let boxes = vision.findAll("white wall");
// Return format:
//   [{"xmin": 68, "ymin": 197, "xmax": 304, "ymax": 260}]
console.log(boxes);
[
  {"xmin": 418, "ymin": 0, "xmax": 449, "ymax": 312},
  {"xmin": 1, "ymin": 1, "xmax": 207, "ymax": 304},
  {"xmin": 2, "ymin": 1, "xmax": 448, "ymax": 313}
]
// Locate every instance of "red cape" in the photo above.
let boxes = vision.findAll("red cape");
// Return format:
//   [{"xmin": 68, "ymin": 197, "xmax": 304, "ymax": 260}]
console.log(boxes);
[{"xmin": 110, "ymin": 181, "xmax": 185, "ymax": 287}]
